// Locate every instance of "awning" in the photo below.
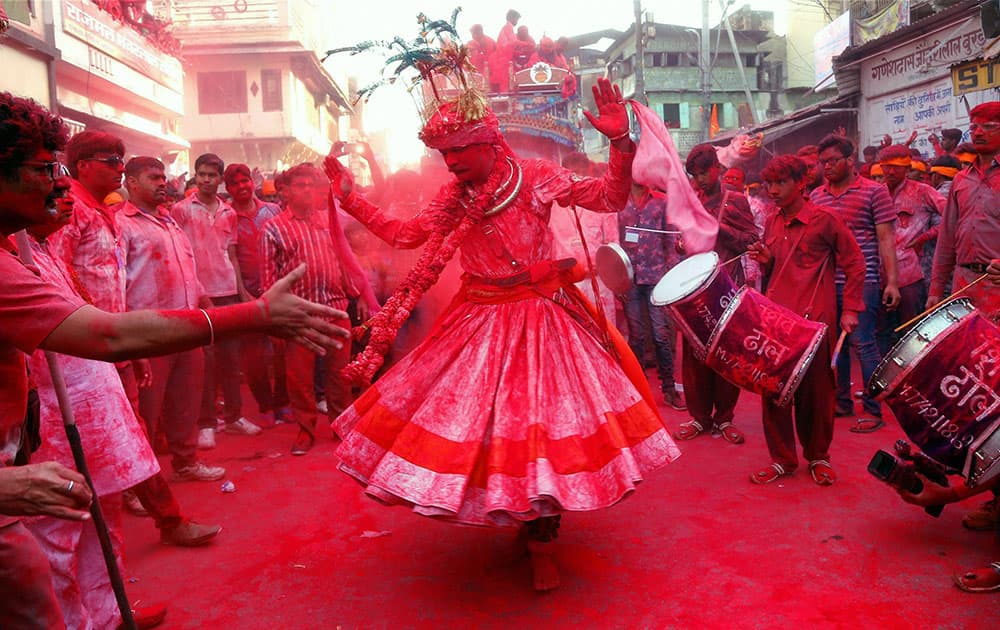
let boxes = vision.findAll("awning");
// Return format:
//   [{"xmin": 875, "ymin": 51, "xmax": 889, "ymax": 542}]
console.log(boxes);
[{"xmin": 709, "ymin": 94, "xmax": 855, "ymax": 147}]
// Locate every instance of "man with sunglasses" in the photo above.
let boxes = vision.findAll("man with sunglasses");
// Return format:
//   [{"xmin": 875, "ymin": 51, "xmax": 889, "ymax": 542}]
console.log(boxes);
[{"xmin": 927, "ymin": 101, "xmax": 1000, "ymax": 536}]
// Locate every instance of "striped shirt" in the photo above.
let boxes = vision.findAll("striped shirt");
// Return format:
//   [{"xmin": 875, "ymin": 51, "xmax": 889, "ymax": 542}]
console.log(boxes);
[
  {"xmin": 810, "ymin": 175, "xmax": 895, "ymax": 284},
  {"xmin": 170, "ymin": 195, "xmax": 238, "ymax": 298},
  {"xmin": 260, "ymin": 209, "xmax": 348, "ymax": 310}
]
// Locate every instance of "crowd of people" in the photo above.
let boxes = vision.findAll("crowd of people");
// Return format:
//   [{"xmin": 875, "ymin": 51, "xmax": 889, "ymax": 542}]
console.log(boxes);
[
  {"xmin": 468, "ymin": 9, "xmax": 577, "ymax": 97},
  {"xmin": 4, "ymin": 40, "xmax": 1000, "ymax": 626}
]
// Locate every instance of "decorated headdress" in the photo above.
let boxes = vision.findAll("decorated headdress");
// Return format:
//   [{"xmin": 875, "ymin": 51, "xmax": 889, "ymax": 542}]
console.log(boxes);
[
  {"xmin": 324, "ymin": 10, "xmax": 517, "ymax": 386},
  {"xmin": 325, "ymin": 9, "xmax": 497, "ymax": 150}
]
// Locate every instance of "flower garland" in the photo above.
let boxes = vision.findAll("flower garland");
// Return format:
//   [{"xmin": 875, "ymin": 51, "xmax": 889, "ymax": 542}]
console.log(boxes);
[{"xmin": 341, "ymin": 151, "xmax": 514, "ymax": 386}]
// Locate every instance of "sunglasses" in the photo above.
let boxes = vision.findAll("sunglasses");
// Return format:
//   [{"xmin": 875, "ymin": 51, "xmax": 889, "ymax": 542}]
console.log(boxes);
[
  {"xmin": 24, "ymin": 161, "xmax": 70, "ymax": 180},
  {"xmin": 87, "ymin": 155, "xmax": 125, "ymax": 166}
]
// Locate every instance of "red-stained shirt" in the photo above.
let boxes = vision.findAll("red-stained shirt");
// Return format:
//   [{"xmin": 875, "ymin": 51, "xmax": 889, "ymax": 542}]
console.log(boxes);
[
  {"xmin": 810, "ymin": 176, "xmax": 896, "ymax": 285},
  {"xmin": 116, "ymin": 202, "xmax": 204, "ymax": 310},
  {"xmin": 0, "ymin": 247, "xmax": 84, "ymax": 526},
  {"xmin": 50, "ymin": 179, "xmax": 126, "ymax": 313},
  {"xmin": 26, "ymin": 236, "xmax": 159, "ymax": 495},
  {"xmin": 260, "ymin": 209, "xmax": 349, "ymax": 310},
  {"xmin": 888, "ymin": 179, "xmax": 944, "ymax": 288},
  {"xmin": 234, "ymin": 199, "xmax": 281, "ymax": 298},
  {"xmin": 697, "ymin": 187, "xmax": 759, "ymax": 286},
  {"xmin": 929, "ymin": 157, "xmax": 1000, "ymax": 298},
  {"xmin": 170, "ymin": 195, "xmax": 238, "ymax": 298},
  {"xmin": 761, "ymin": 202, "xmax": 866, "ymax": 347}
]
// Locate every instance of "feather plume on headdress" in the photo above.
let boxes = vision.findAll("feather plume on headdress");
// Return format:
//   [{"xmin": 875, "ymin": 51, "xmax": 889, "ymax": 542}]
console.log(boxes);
[{"xmin": 324, "ymin": 7, "xmax": 493, "ymax": 146}]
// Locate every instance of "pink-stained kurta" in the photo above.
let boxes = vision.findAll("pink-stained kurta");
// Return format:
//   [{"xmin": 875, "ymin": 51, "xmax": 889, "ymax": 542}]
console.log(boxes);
[
  {"xmin": 333, "ymin": 151, "xmax": 681, "ymax": 527},
  {"xmin": 25, "ymin": 237, "xmax": 160, "ymax": 496}
]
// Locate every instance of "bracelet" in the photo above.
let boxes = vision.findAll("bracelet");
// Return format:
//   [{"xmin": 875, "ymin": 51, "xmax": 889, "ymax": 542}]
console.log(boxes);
[
  {"xmin": 199, "ymin": 308, "xmax": 215, "ymax": 346},
  {"xmin": 608, "ymin": 129, "xmax": 630, "ymax": 142}
]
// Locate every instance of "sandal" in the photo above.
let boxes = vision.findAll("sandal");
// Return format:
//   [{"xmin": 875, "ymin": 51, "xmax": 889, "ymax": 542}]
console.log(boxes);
[
  {"xmin": 673, "ymin": 420, "xmax": 705, "ymax": 441},
  {"xmin": 953, "ymin": 562, "xmax": 1000, "ymax": 593},
  {"xmin": 809, "ymin": 460, "xmax": 836, "ymax": 486},
  {"xmin": 850, "ymin": 418, "xmax": 885, "ymax": 433},
  {"xmin": 750, "ymin": 462, "xmax": 791, "ymax": 485},
  {"xmin": 716, "ymin": 422, "xmax": 745, "ymax": 445}
]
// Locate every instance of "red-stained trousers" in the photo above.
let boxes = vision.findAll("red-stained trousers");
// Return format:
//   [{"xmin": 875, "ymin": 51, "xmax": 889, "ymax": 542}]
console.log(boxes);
[
  {"xmin": 0, "ymin": 521, "xmax": 64, "ymax": 629},
  {"xmin": 681, "ymin": 337, "xmax": 741, "ymax": 428},
  {"xmin": 760, "ymin": 341, "xmax": 835, "ymax": 471},
  {"xmin": 117, "ymin": 364, "xmax": 182, "ymax": 531},
  {"xmin": 285, "ymin": 317, "xmax": 352, "ymax": 434}
]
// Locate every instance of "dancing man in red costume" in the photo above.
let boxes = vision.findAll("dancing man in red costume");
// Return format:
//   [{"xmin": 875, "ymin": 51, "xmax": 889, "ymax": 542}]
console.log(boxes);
[{"xmin": 324, "ymin": 77, "xmax": 679, "ymax": 591}]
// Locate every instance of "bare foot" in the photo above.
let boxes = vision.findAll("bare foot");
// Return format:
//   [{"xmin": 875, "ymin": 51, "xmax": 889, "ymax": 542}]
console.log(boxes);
[{"xmin": 527, "ymin": 540, "xmax": 561, "ymax": 592}]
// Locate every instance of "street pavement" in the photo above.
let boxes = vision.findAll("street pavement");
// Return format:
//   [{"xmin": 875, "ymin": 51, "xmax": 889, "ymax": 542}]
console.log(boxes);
[{"xmin": 122, "ymin": 377, "xmax": 999, "ymax": 628}]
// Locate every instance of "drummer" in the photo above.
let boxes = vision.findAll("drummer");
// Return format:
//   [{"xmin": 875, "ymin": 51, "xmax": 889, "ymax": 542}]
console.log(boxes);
[
  {"xmin": 747, "ymin": 155, "xmax": 866, "ymax": 486},
  {"xmin": 674, "ymin": 144, "xmax": 758, "ymax": 444}
]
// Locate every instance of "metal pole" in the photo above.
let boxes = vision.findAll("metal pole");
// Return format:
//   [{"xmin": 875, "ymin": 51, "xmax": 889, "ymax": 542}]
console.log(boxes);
[
  {"xmin": 701, "ymin": 0, "xmax": 712, "ymax": 141},
  {"xmin": 718, "ymin": 0, "xmax": 759, "ymax": 125},
  {"xmin": 633, "ymin": 0, "xmax": 647, "ymax": 105}
]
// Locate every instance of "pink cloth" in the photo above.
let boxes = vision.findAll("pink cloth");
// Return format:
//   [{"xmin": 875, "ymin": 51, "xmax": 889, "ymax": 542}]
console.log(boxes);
[
  {"xmin": 116, "ymin": 202, "xmax": 203, "ymax": 310},
  {"xmin": 26, "ymin": 237, "xmax": 159, "ymax": 495},
  {"xmin": 334, "ymin": 150, "xmax": 680, "ymax": 526},
  {"xmin": 630, "ymin": 101, "xmax": 719, "ymax": 254},
  {"xmin": 170, "ymin": 195, "xmax": 238, "ymax": 297},
  {"xmin": 51, "ymin": 180, "xmax": 126, "ymax": 313},
  {"xmin": 26, "ymin": 494, "xmax": 124, "ymax": 630}
]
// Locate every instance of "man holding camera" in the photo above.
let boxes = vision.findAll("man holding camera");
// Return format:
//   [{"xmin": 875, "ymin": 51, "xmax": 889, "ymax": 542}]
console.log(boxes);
[{"xmin": 892, "ymin": 256, "xmax": 1000, "ymax": 593}]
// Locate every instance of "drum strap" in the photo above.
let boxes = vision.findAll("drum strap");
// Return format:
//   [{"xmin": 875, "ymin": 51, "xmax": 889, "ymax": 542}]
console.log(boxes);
[{"xmin": 769, "ymin": 233, "xmax": 829, "ymax": 319}]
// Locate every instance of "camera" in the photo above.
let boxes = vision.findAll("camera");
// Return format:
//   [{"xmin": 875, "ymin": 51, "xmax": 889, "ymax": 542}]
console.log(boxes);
[{"xmin": 868, "ymin": 440, "xmax": 949, "ymax": 518}]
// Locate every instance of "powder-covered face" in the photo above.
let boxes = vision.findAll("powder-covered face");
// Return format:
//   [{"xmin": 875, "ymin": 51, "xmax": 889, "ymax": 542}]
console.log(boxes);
[{"xmin": 439, "ymin": 143, "xmax": 497, "ymax": 184}]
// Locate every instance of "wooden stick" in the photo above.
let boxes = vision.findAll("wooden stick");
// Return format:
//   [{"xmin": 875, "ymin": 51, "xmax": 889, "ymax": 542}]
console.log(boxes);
[
  {"xmin": 721, "ymin": 251, "xmax": 748, "ymax": 267},
  {"xmin": 830, "ymin": 329, "xmax": 847, "ymax": 370},
  {"xmin": 894, "ymin": 273, "xmax": 989, "ymax": 333}
]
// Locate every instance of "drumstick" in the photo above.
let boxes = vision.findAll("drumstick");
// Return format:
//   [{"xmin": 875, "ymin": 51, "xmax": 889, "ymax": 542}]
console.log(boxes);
[
  {"xmin": 830, "ymin": 329, "xmax": 847, "ymax": 370},
  {"xmin": 721, "ymin": 251, "xmax": 749, "ymax": 267},
  {"xmin": 894, "ymin": 273, "xmax": 989, "ymax": 333}
]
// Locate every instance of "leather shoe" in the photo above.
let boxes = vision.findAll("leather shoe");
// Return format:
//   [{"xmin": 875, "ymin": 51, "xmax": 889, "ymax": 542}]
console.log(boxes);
[{"xmin": 160, "ymin": 520, "xmax": 222, "ymax": 547}]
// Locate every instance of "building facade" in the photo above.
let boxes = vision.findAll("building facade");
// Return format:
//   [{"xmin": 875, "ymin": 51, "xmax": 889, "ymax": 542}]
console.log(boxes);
[{"xmin": 169, "ymin": 0, "xmax": 352, "ymax": 172}]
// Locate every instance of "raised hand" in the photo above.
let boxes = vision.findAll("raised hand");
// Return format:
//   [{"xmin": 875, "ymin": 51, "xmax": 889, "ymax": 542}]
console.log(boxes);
[
  {"xmin": 583, "ymin": 78, "xmax": 631, "ymax": 149},
  {"xmin": 323, "ymin": 152, "xmax": 355, "ymax": 201}
]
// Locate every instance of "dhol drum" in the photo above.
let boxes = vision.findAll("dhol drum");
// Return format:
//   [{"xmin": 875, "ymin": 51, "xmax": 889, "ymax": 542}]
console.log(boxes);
[
  {"xmin": 706, "ymin": 286, "xmax": 827, "ymax": 406},
  {"xmin": 867, "ymin": 298, "xmax": 1000, "ymax": 488},
  {"xmin": 594, "ymin": 243, "xmax": 633, "ymax": 294},
  {"xmin": 651, "ymin": 252, "xmax": 738, "ymax": 360}
]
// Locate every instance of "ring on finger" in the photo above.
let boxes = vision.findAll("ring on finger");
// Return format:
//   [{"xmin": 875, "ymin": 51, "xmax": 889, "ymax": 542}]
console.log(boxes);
[{"xmin": 65, "ymin": 480, "xmax": 75, "ymax": 494}]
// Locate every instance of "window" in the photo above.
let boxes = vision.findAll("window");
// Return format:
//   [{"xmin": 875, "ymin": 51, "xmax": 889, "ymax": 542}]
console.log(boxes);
[
  {"xmin": 261, "ymin": 69, "xmax": 282, "ymax": 112},
  {"xmin": 744, "ymin": 54, "xmax": 758, "ymax": 67},
  {"xmin": 197, "ymin": 71, "xmax": 248, "ymax": 114},
  {"xmin": 662, "ymin": 103, "xmax": 680, "ymax": 128}
]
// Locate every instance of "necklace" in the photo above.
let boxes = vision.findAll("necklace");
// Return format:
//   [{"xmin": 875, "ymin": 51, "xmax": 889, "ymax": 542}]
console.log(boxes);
[{"xmin": 482, "ymin": 158, "xmax": 522, "ymax": 217}]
